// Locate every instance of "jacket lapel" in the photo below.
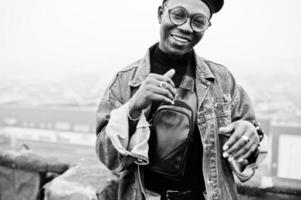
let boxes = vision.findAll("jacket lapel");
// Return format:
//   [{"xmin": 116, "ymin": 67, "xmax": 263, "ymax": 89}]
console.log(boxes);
[
  {"xmin": 194, "ymin": 54, "xmax": 215, "ymax": 111},
  {"xmin": 128, "ymin": 48, "xmax": 153, "ymax": 117},
  {"xmin": 128, "ymin": 47, "xmax": 152, "ymax": 88}
]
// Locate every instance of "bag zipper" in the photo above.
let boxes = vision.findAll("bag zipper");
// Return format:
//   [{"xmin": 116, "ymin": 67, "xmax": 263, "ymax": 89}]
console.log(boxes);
[{"xmin": 149, "ymin": 101, "xmax": 194, "ymax": 141}]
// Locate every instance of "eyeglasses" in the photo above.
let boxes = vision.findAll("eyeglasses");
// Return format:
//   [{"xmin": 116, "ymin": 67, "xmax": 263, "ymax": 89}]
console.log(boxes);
[{"xmin": 164, "ymin": 5, "xmax": 211, "ymax": 32}]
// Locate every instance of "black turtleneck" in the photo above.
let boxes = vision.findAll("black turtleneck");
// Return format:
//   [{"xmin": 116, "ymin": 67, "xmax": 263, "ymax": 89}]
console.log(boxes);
[{"xmin": 150, "ymin": 44, "xmax": 193, "ymax": 87}]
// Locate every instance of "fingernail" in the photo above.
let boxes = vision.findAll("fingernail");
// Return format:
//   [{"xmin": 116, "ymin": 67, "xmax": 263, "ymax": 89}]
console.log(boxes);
[
  {"xmin": 223, "ymin": 145, "xmax": 229, "ymax": 151},
  {"xmin": 223, "ymin": 152, "xmax": 229, "ymax": 158},
  {"xmin": 238, "ymin": 158, "xmax": 244, "ymax": 163},
  {"xmin": 228, "ymin": 156, "xmax": 234, "ymax": 162}
]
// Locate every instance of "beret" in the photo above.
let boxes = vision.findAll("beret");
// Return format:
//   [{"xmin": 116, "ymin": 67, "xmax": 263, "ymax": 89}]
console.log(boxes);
[{"xmin": 162, "ymin": 0, "xmax": 224, "ymax": 14}]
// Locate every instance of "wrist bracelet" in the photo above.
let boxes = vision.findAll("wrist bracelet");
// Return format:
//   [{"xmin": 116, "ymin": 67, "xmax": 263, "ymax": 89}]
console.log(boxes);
[
  {"xmin": 252, "ymin": 120, "xmax": 264, "ymax": 142},
  {"xmin": 127, "ymin": 100, "xmax": 142, "ymax": 121}
]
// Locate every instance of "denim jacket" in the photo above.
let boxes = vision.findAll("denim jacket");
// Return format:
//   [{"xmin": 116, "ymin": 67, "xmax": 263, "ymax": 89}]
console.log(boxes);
[{"xmin": 96, "ymin": 46, "xmax": 263, "ymax": 200}]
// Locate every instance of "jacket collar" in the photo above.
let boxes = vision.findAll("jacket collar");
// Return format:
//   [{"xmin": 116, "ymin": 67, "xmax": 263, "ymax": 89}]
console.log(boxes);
[
  {"xmin": 128, "ymin": 45, "xmax": 215, "ymax": 87},
  {"xmin": 194, "ymin": 54, "xmax": 216, "ymax": 86},
  {"xmin": 128, "ymin": 48, "xmax": 152, "ymax": 87}
]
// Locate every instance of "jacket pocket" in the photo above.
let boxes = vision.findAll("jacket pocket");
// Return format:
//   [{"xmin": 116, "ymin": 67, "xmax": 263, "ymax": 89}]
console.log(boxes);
[{"xmin": 213, "ymin": 96, "xmax": 232, "ymax": 128}]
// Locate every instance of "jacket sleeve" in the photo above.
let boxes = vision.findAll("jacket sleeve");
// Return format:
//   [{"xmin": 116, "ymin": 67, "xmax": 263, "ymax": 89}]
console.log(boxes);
[
  {"xmin": 230, "ymin": 77, "xmax": 268, "ymax": 182},
  {"xmin": 95, "ymin": 73, "xmax": 150, "ymax": 173}
]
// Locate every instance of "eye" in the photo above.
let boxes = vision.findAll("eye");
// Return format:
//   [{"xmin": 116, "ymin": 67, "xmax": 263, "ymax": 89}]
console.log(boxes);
[
  {"xmin": 193, "ymin": 16, "xmax": 207, "ymax": 27},
  {"xmin": 170, "ymin": 9, "xmax": 186, "ymax": 20}
]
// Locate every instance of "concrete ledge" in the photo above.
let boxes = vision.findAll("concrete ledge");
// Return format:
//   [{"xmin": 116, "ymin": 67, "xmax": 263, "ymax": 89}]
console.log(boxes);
[
  {"xmin": 0, "ymin": 149, "xmax": 70, "ymax": 200},
  {"xmin": 238, "ymin": 176, "xmax": 301, "ymax": 200},
  {"xmin": 0, "ymin": 166, "xmax": 40, "ymax": 200},
  {"xmin": 44, "ymin": 160, "xmax": 118, "ymax": 200},
  {"xmin": 0, "ymin": 149, "xmax": 69, "ymax": 173},
  {"xmin": 1, "ymin": 149, "xmax": 301, "ymax": 200}
]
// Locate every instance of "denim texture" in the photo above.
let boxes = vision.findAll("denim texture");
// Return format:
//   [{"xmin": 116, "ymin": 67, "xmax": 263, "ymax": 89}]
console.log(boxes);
[{"xmin": 96, "ymin": 45, "xmax": 260, "ymax": 200}]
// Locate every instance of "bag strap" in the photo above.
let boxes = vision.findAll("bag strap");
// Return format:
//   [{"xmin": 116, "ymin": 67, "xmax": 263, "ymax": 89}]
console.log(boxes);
[{"xmin": 178, "ymin": 58, "xmax": 195, "ymax": 92}]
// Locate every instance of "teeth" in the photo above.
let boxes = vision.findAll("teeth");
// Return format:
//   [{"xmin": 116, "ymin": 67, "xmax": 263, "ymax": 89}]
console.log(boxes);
[{"xmin": 172, "ymin": 35, "xmax": 189, "ymax": 43}]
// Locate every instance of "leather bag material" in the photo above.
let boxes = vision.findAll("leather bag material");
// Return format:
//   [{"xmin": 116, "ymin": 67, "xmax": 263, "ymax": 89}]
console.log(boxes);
[{"xmin": 147, "ymin": 77, "xmax": 198, "ymax": 180}]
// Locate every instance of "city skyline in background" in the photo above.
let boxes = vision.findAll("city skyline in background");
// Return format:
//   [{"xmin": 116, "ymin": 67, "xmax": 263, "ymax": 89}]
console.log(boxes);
[{"xmin": 0, "ymin": 0, "xmax": 300, "ymax": 77}]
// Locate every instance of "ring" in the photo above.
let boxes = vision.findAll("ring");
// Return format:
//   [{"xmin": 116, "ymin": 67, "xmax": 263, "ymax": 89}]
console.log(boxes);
[
  {"xmin": 241, "ymin": 135, "xmax": 250, "ymax": 145},
  {"xmin": 159, "ymin": 81, "xmax": 168, "ymax": 88}
]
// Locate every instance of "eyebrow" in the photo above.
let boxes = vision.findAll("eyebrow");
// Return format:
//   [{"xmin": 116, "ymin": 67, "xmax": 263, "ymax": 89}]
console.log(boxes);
[{"xmin": 162, "ymin": 0, "xmax": 212, "ymax": 18}]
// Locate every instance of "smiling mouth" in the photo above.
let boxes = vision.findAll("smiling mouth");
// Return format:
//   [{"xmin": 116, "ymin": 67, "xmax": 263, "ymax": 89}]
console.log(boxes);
[{"xmin": 171, "ymin": 34, "xmax": 191, "ymax": 44}]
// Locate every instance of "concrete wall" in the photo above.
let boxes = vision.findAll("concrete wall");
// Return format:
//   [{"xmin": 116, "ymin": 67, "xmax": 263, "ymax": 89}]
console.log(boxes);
[
  {"xmin": 0, "ymin": 166, "xmax": 40, "ymax": 200},
  {"xmin": 1, "ymin": 149, "xmax": 301, "ymax": 200},
  {"xmin": 0, "ymin": 149, "xmax": 69, "ymax": 200},
  {"xmin": 238, "ymin": 176, "xmax": 301, "ymax": 200}
]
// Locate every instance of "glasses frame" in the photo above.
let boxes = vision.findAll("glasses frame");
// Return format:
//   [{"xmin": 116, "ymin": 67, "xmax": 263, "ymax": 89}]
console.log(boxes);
[{"xmin": 164, "ymin": 4, "xmax": 211, "ymax": 32}]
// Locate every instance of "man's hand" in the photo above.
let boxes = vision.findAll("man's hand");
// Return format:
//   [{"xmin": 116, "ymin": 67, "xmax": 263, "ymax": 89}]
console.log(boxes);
[
  {"xmin": 129, "ymin": 69, "xmax": 176, "ymax": 118},
  {"xmin": 219, "ymin": 120, "xmax": 260, "ymax": 164}
]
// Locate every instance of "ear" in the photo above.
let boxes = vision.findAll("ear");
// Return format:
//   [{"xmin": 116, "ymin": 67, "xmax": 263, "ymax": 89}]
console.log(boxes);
[{"xmin": 157, "ymin": 6, "xmax": 164, "ymax": 24}]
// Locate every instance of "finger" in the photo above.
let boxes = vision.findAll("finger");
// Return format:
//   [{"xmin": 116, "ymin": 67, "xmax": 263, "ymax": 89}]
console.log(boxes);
[
  {"xmin": 237, "ymin": 144, "xmax": 258, "ymax": 163},
  {"xmin": 220, "ymin": 123, "xmax": 237, "ymax": 151},
  {"xmin": 230, "ymin": 127, "xmax": 259, "ymax": 160},
  {"xmin": 151, "ymin": 93, "xmax": 174, "ymax": 105},
  {"xmin": 151, "ymin": 73, "xmax": 176, "ymax": 88},
  {"xmin": 223, "ymin": 138, "xmax": 247, "ymax": 159},
  {"xmin": 222, "ymin": 123, "xmax": 246, "ymax": 152},
  {"xmin": 225, "ymin": 132, "xmax": 252, "ymax": 156},
  {"xmin": 163, "ymin": 69, "xmax": 176, "ymax": 79},
  {"xmin": 151, "ymin": 85, "xmax": 174, "ymax": 101},
  {"xmin": 231, "ymin": 139, "xmax": 254, "ymax": 160},
  {"xmin": 219, "ymin": 123, "xmax": 236, "ymax": 135},
  {"xmin": 144, "ymin": 78, "xmax": 175, "ymax": 98},
  {"xmin": 155, "ymin": 80, "xmax": 176, "ymax": 97},
  {"xmin": 240, "ymin": 158, "xmax": 249, "ymax": 165}
]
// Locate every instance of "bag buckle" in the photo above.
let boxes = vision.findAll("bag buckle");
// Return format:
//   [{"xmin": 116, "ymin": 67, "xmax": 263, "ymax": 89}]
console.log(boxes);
[{"xmin": 166, "ymin": 190, "xmax": 191, "ymax": 200}]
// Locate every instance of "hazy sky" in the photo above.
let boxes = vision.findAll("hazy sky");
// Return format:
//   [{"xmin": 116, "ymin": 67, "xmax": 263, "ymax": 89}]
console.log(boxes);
[{"xmin": 0, "ymin": 0, "xmax": 300, "ymax": 79}]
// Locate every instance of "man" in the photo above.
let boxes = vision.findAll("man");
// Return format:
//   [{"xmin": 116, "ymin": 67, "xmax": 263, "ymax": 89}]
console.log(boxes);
[{"xmin": 96, "ymin": 0, "xmax": 265, "ymax": 199}]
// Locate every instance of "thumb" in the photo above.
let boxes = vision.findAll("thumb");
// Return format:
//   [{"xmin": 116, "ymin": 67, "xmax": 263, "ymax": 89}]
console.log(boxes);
[
  {"xmin": 219, "ymin": 122, "xmax": 236, "ymax": 134},
  {"xmin": 163, "ymin": 69, "xmax": 175, "ymax": 79}
]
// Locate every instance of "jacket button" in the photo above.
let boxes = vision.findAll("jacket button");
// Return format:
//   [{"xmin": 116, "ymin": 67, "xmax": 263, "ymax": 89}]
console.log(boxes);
[
  {"xmin": 197, "ymin": 115, "xmax": 205, "ymax": 124},
  {"xmin": 205, "ymin": 144, "xmax": 211, "ymax": 151}
]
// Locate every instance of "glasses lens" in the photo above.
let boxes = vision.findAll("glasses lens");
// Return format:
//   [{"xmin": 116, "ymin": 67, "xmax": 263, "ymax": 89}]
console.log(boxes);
[
  {"xmin": 192, "ymin": 15, "xmax": 210, "ymax": 32},
  {"xmin": 169, "ymin": 7, "xmax": 187, "ymax": 25}
]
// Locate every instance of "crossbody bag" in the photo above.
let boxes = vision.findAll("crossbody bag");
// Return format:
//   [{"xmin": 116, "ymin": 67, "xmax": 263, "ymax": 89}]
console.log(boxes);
[{"xmin": 147, "ymin": 67, "xmax": 197, "ymax": 181}]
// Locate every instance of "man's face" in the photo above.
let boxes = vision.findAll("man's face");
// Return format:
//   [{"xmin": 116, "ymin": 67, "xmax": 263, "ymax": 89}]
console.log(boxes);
[{"xmin": 158, "ymin": 0, "xmax": 211, "ymax": 57}]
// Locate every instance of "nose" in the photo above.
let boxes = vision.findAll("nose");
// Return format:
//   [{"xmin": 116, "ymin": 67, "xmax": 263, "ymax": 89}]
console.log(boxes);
[{"xmin": 177, "ymin": 18, "xmax": 193, "ymax": 33}]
